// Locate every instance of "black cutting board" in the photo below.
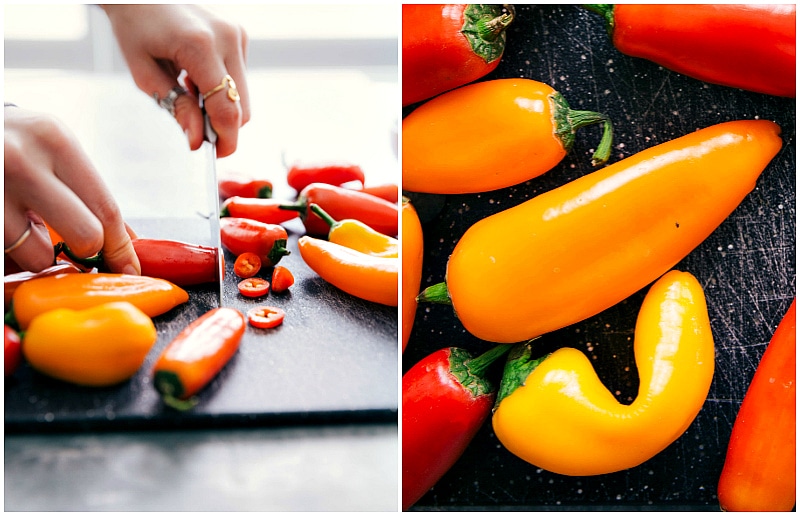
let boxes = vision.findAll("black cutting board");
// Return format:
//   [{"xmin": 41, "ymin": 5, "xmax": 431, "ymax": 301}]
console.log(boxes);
[
  {"xmin": 402, "ymin": 4, "xmax": 795, "ymax": 511},
  {"xmin": 5, "ymin": 216, "xmax": 398, "ymax": 433}
]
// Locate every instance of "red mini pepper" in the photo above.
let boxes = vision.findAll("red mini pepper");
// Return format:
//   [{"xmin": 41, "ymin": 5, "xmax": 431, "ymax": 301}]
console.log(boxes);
[
  {"xmin": 402, "ymin": 4, "xmax": 515, "ymax": 106},
  {"xmin": 286, "ymin": 161, "xmax": 365, "ymax": 192},
  {"xmin": 132, "ymin": 239, "xmax": 221, "ymax": 286},
  {"xmin": 218, "ymin": 177, "xmax": 273, "ymax": 200},
  {"xmin": 219, "ymin": 217, "xmax": 290, "ymax": 267},
  {"xmin": 717, "ymin": 299, "xmax": 796, "ymax": 511},
  {"xmin": 152, "ymin": 307, "xmax": 246, "ymax": 409},
  {"xmin": 402, "ymin": 344, "xmax": 511, "ymax": 510},
  {"xmin": 586, "ymin": 4, "xmax": 796, "ymax": 97},
  {"xmin": 280, "ymin": 183, "xmax": 398, "ymax": 237},
  {"xmin": 220, "ymin": 196, "xmax": 300, "ymax": 225},
  {"xmin": 4, "ymin": 324, "xmax": 22, "ymax": 377}
]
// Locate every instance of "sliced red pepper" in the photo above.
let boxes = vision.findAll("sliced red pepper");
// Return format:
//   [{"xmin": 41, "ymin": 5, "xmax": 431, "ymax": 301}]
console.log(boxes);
[
  {"xmin": 247, "ymin": 306, "xmax": 285, "ymax": 329},
  {"xmin": 233, "ymin": 252, "xmax": 262, "ymax": 279},
  {"xmin": 220, "ymin": 217, "xmax": 290, "ymax": 267},
  {"xmin": 220, "ymin": 196, "xmax": 300, "ymax": 225},
  {"xmin": 4, "ymin": 324, "xmax": 22, "ymax": 377},
  {"xmin": 280, "ymin": 183, "xmax": 398, "ymax": 237},
  {"xmin": 132, "ymin": 239, "xmax": 220, "ymax": 286},
  {"xmin": 286, "ymin": 161, "xmax": 365, "ymax": 192},
  {"xmin": 270, "ymin": 265, "xmax": 295, "ymax": 293},
  {"xmin": 238, "ymin": 277, "xmax": 270, "ymax": 298},
  {"xmin": 152, "ymin": 307, "xmax": 246, "ymax": 409},
  {"xmin": 218, "ymin": 177, "xmax": 273, "ymax": 200},
  {"xmin": 403, "ymin": 344, "xmax": 512, "ymax": 510}
]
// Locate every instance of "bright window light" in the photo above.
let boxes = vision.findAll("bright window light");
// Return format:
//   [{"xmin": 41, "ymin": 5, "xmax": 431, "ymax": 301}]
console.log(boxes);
[{"xmin": 3, "ymin": 4, "xmax": 88, "ymax": 40}]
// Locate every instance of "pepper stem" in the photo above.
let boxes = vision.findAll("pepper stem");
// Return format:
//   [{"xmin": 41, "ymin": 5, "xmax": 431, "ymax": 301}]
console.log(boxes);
[
  {"xmin": 551, "ymin": 91, "xmax": 614, "ymax": 166},
  {"xmin": 267, "ymin": 238, "xmax": 291, "ymax": 266},
  {"xmin": 449, "ymin": 345, "xmax": 512, "ymax": 398},
  {"xmin": 466, "ymin": 344, "xmax": 514, "ymax": 378},
  {"xmin": 416, "ymin": 282, "xmax": 451, "ymax": 305},
  {"xmin": 583, "ymin": 5, "xmax": 615, "ymax": 35},
  {"xmin": 462, "ymin": 4, "xmax": 515, "ymax": 63},
  {"xmin": 494, "ymin": 340, "xmax": 549, "ymax": 410},
  {"xmin": 309, "ymin": 203, "xmax": 338, "ymax": 229},
  {"xmin": 55, "ymin": 242, "xmax": 106, "ymax": 270}
]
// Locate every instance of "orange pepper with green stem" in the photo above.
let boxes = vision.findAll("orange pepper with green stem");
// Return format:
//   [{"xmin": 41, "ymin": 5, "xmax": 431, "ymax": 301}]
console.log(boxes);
[
  {"xmin": 298, "ymin": 236, "xmax": 397, "ymax": 306},
  {"xmin": 402, "ymin": 78, "xmax": 614, "ymax": 194},
  {"xmin": 309, "ymin": 203, "xmax": 398, "ymax": 258},
  {"xmin": 418, "ymin": 119, "xmax": 782, "ymax": 343},
  {"xmin": 23, "ymin": 301, "xmax": 158, "ymax": 387},
  {"xmin": 492, "ymin": 270, "xmax": 715, "ymax": 476},
  {"xmin": 9, "ymin": 272, "xmax": 188, "ymax": 330},
  {"xmin": 401, "ymin": 198, "xmax": 423, "ymax": 352}
]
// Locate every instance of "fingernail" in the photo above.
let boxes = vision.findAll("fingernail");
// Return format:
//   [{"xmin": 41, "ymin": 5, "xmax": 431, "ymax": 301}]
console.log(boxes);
[{"xmin": 122, "ymin": 264, "xmax": 140, "ymax": 276}]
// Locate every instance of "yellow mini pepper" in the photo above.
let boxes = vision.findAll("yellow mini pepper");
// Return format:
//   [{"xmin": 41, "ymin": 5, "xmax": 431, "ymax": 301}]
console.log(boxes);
[
  {"xmin": 310, "ymin": 203, "xmax": 398, "ymax": 258},
  {"xmin": 23, "ymin": 301, "xmax": 158, "ymax": 387},
  {"xmin": 492, "ymin": 270, "xmax": 715, "ymax": 476}
]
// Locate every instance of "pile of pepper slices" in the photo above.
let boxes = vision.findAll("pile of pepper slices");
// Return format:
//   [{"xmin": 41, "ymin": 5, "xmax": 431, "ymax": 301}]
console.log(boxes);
[{"xmin": 401, "ymin": 4, "xmax": 794, "ymax": 512}]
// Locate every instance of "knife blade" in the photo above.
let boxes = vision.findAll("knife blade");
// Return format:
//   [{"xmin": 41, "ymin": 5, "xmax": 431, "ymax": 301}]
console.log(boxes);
[{"xmin": 201, "ymin": 106, "xmax": 224, "ymax": 306}]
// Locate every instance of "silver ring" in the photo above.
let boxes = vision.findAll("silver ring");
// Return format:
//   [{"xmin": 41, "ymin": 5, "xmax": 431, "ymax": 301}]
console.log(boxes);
[
  {"xmin": 5, "ymin": 222, "xmax": 32, "ymax": 254},
  {"xmin": 154, "ymin": 86, "xmax": 187, "ymax": 117}
]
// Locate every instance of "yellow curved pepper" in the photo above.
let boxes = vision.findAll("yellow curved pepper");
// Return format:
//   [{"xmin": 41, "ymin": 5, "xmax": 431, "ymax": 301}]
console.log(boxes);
[
  {"xmin": 492, "ymin": 270, "xmax": 715, "ymax": 476},
  {"xmin": 23, "ymin": 301, "xmax": 158, "ymax": 387},
  {"xmin": 310, "ymin": 203, "xmax": 398, "ymax": 258}
]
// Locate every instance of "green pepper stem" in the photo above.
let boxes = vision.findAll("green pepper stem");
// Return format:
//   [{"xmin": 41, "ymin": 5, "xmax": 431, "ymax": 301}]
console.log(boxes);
[
  {"xmin": 494, "ymin": 341, "xmax": 549, "ymax": 410},
  {"xmin": 4, "ymin": 304, "xmax": 19, "ymax": 331},
  {"xmin": 55, "ymin": 242, "xmax": 106, "ymax": 270},
  {"xmin": 161, "ymin": 393, "xmax": 199, "ymax": 411},
  {"xmin": 416, "ymin": 282, "xmax": 451, "ymax": 305},
  {"xmin": 462, "ymin": 4, "xmax": 514, "ymax": 63},
  {"xmin": 309, "ymin": 203, "xmax": 338, "ymax": 229},
  {"xmin": 268, "ymin": 239, "xmax": 291, "ymax": 265},
  {"xmin": 583, "ymin": 4, "xmax": 615, "ymax": 35},
  {"xmin": 551, "ymin": 91, "xmax": 614, "ymax": 166},
  {"xmin": 466, "ymin": 344, "xmax": 514, "ymax": 378},
  {"xmin": 476, "ymin": 4, "xmax": 515, "ymax": 43}
]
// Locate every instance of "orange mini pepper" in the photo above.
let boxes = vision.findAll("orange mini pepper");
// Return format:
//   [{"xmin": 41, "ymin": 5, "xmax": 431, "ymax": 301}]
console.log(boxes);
[
  {"xmin": 152, "ymin": 307, "xmax": 246, "ymax": 409},
  {"xmin": 298, "ymin": 236, "xmax": 398, "ymax": 307},
  {"xmin": 419, "ymin": 120, "xmax": 782, "ymax": 343},
  {"xmin": 23, "ymin": 301, "xmax": 158, "ymax": 387},
  {"xmin": 403, "ymin": 78, "xmax": 613, "ymax": 194},
  {"xmin": 10, "ymin": 272, "xmax": 189, "ymax": 330},
  {"xmin": 401, "ymin": 198, "xmax": 424, "ymax": 352}
]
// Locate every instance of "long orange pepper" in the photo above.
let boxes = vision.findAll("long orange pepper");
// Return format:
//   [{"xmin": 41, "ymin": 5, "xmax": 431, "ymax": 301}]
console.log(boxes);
[
  {"xmin": 717, "ymin": 299, "xmax": 796, "ymax": 511},
  {"xmin": 10, "ymin": 273, "xmax": 189, "ymax": 330},
  {"xmin": 401, "ymin": 198, "xmax": 424, "ymax": 352},
  {"xmin": 419, "ymin": 120, "xmax": 782, "ymax": 343},
  {"xmin": 298, "ymin": 236, "xmax": 398, "ymax": 306}
]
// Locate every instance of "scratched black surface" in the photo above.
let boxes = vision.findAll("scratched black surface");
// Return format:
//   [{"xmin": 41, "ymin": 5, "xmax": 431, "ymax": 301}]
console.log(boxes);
[
  {"xmin": 402, "ymin": 5, "xmax": 795, "ymax": 511},
  {"xmin": 5, "ymin": 216, "xmax": 398, "ymax": 433}
]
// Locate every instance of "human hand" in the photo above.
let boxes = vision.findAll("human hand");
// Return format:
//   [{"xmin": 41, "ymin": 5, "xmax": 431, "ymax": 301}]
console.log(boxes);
[
  {"xmin": 101, "ymin": 4, "xmax": 249, "ymax": 158},
  {"xmin": 4, "ymin": 106, "xmax": 140, "ymax": 274}
]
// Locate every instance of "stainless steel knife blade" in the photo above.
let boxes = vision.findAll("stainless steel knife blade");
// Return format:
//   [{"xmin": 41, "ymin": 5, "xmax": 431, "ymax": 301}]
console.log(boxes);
[{"xmin": 202, "ymin": 109, "xmax": 224, "ymax": 306}]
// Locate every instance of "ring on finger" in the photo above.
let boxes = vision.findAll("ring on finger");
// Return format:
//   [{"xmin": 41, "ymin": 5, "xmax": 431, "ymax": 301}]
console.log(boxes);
[
  {"xmin": 153, "ymin": 86, "xmax": 188, "ymax": 117},
  {"xmin": 5, "ymin": 221, "xmax": 33, "ymax": 254},
  {"xmin": 202, "ymin": 74, "xmax": 240, "ymax": 102}
]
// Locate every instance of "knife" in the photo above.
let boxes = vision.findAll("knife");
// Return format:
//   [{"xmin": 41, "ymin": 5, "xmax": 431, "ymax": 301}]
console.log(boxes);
[{"xmin": 201, "ymin": 104, "xmax": 224, "ymax": 306}]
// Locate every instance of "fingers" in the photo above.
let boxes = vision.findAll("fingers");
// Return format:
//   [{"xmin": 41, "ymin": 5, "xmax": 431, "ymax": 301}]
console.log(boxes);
[{"xmin": 4, "ymin": 109, "xmax": 140, "ymax": 275}]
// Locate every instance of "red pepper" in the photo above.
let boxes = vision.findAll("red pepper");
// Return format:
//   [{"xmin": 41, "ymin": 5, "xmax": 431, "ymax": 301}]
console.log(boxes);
[
  {"xmin": 346, "ymin": 183, "xmax": 399, "ymax": 204},
  {"xmin": 218, "ymin": 177, "xmax": 273, "ymax": 200},
  {"xmin": 152, "ymin": 307, "xmax": 246, "ymax": 409},
  {"xmin": 247, "ymin": 306, "xmax": 285, "ymax": 329},
  {"xmin": 717, "ymin": 299, "xmax": 796, "ymax": 511},
  {"xmin": 402, "ymin": 4, "xmax": 515, "ymax": 106},
  {"xmin": 280, "ymin": 183, "xmax": 398, "ymax": 237},
  {"xmin": 270, "ymin": 265, "xmax": 295, "ymax": 293},
  {"xmin": 4, "ymin": 324, "xmax": 22, "ymax": 377},
  {"xmin": 402, "ymin": 344, "xmax": 511, "ymax": 510},
  {"xmin": 220, "ymin": 196, "xmax": 300, "ymax": 225},
  {"xmin": 286, "ymin": 161, "xmax": 365, "ymax": 192},
  {"xmin": 587, "ymin": 4, "xmax": 796, "ymax": 98},
  {"xmin": 132, "ymin": 239, "xmax": 221, "ymax": 286},
  {"xmin": 4, "ymin": 262, "xmax": 82, "ymax": 309},
  {"xmin": 219, "ymin": 217, "xmax": 290, "ymax": 267},
  {"xmin": 237, "ymin": 277, "xmax": 269, "ymax": 298}
]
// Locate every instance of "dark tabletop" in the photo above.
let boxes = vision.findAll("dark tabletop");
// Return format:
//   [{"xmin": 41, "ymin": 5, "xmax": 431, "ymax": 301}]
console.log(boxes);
[{"xmin": 402, "ymin": 4, "xmax": 795, "ymax": 511}]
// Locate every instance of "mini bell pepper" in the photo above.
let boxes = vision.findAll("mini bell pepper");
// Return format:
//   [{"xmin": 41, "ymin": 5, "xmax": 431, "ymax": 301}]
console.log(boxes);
[
  {"xmin": 4, "ymin": 262, "xmax": 82, "ymax": 309},
  {"xmin": 280, "ymin": 183, "xmax": 399, "ymax": 237},
  {"xmin": 23, "ymin": 301, "xmax": 158, "ymax": 387},
  {"xmin": 4, "ymin": 324, "xmax": 22, "ymax": 377},
  {"xmin": 403, "ymin": 78, "xmax": 614, "ymax": 194},
  {"xmin": 286, "ymin": 160, "xmax": 365, "ymax": 192},
  {"xmin": 401, "ymin": 198, "xmax": 424, "ymax": 352},
  {"xmin": 152, "ymin": 307, "xmax": 246, "ymax": 409},
  {"xmin": 10, "ymin": 272, "xmax": 189, "ymax": 330},
  {"xmin": 220, "ymin": 197, "xmax": 300, "ymax": 225},
  {"xmin": 219, "ymin": 217, "xmax": 290, "ymax": 267},
  {"xmin": 402, "ymin": 4, "xmax": 515, "ymax": 106},
  {"xmin": 586, "ymin": 4, "xmax": 796, "ymax": 98},
  {"xmin": 492, "ymin": 270, "xmax": 715, "ymax": 476},
  {"xmin": 298, "ymin": 236, "xmax": 398, "ymax": 306},
  {"xmin": 310, "ymin": 203, "xmax": 398, "ymax": 258},
  {"xmin": 418, "ymin": 120, "xmax": 782, "ymax": 343},
  {"xmin": 717, "ymin": 299, "xmax": 795, "ymax": 511},
  {"xmin": 218, "ymin": 176, "xmax": 273, "ymax": 200},
  {"xmin": 402, "ymin": 344, "xmax": 511, "ymax": 510}
]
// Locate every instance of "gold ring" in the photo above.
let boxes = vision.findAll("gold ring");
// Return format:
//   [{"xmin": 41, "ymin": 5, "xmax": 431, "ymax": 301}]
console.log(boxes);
[
  {"xmin": 202, "ymin": 74, "xmax": 240, "ymax": 102},
  {"xmin": 5, "ymin": 222, "xmax": 33, "ymax": 254}
]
